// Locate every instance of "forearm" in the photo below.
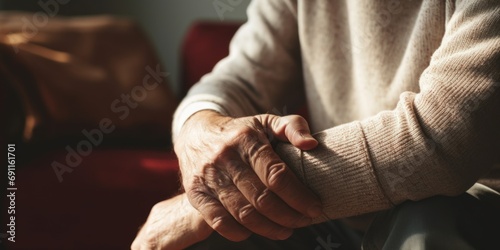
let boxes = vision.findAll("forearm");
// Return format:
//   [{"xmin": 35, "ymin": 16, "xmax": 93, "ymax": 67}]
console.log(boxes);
[
  {"xmin": 274, "ymin": 127, "xmax": 392, "ymax": 223},
  {"xmin": 172, "ymin": 0, "xmax": 304, "ymax": 142},
  {"xmin": 270, "ymin": 0, "xmax": 500, "ymax": 224}
]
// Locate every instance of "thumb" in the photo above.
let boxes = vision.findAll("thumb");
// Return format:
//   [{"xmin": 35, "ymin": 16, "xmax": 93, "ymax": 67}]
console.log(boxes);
[{"xmin": 256, "ymin": 114, "xmax": 318, "ymax": 150}]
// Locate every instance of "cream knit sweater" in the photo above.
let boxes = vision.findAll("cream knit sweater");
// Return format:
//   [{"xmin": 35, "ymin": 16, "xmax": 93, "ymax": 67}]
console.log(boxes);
[{"xmin": 173, "ymin": 0, "xmax": 500, "ymax": 222}]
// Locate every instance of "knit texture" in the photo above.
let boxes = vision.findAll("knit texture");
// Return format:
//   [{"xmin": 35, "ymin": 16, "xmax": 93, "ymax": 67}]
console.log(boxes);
[{"xmin": 173, "ymin": 0, "xmax": 500, "ymax": 221}]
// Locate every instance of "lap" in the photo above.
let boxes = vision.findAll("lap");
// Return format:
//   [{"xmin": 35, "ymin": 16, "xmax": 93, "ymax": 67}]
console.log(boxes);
[
  {"xmin": 363, "ymin": 183, "xmax": 500, "ymax": 250},
  {"xmin": 188, "ymin": 219, "xmax": 362, "ymax": 250},
  {"xmin": 188, "ymin": 183, "xmax": 500, "ymax": 250}
]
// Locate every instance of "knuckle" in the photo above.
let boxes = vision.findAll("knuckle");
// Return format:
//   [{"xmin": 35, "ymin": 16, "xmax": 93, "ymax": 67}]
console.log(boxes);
[
  {"xmin": 224, "ymin": 159, "xmax": 243, "ymax": 173},
  {"xmin": 290, "ymin": 114, "xmax": 305, "ymax": 121},
  {"xmin": 254, "ymin": 189, "xmax": 275, "ymax": 212},
  {"xmin": 237, "ymin": 204, "xmax": 258, "ymax": 225},
  {"xmin": 186, "ymin": 164, "xmax": 232, "ymax": 195},
  {"xmin": 203, "ymin": 165, "xmax": 232, "ymax": 190},
  {"xmin": 211, "ymin": 215, "xmax": 232, "ymax": 232},
  {"xmin": 212, "ymin": 216, "xmax": 251, "ymax": 242},
  {"xmin": 248, "ymin": 116, "xmax": 262, "ymax": 127},
  {"xmin": 186, "ymin": 187, "xmax": 213, "ymax": 209},
  {"xmin": 238, "ymin": 137, "xmax": 268, "ymax": 160},
  {"xmin": 253, "ymin": 143, "xmax": 272, "ymax": 157},
  {"xmin": 254, "ymin": 190, "xmax": 306, "ymax": 228},
  {"xmin": 231, "ymin": 167, "xmax": 252, "ymax": 185},
  {"xmin": 185, "ymin": 175, "xmax": 206, "ymax": 191},
  {"xmin": 267, "ymin": 163, "xmax": 291, "ymax": 192},
  {"xmin": 233, "ymin": 120, "xmax": 264, "ymax": 142},
  {"xmin": 234, "ymin": 125, "xmax": 255, "ymax": 138}
]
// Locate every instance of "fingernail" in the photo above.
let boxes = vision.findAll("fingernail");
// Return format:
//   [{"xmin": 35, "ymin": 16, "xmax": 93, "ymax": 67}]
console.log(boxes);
[
  {"xmin": 300, "ymin": 132, "xmax": 315, "ymax": 140},
  {"xmin": 307, "ymin": 204, "xmax": 322, "ymax": 218}
]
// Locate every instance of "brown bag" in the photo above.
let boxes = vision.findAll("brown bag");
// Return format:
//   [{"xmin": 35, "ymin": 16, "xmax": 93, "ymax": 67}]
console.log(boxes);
[{"xmin": 0, "ymin": 12, "xmax": 178, "ymax": 146}]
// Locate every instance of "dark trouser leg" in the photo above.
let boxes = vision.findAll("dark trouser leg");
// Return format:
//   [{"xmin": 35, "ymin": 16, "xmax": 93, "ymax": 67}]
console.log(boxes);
[
  {"xmin": 188, "ymin": 184, "xmax": 500, "ymax": 250},
  {"xmin": 187, "ymin": 219, "xmax": 363, "ymax": 250},
  {"xmin": 362, "ymin": 183, "xmax": 500, "ymax": 250}
]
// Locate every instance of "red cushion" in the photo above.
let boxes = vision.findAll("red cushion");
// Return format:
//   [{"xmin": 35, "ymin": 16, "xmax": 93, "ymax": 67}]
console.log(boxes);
[
  {"xmin": 181, "ymin": 21, "xmax": 242, "ymax": 96},
  {"xmin": 12, "ymin": 149, "xmax": 179, "ymax": 249},
  {"xmin": 180, "ymin": 21, "xmax": 310, "ymax": 120}
]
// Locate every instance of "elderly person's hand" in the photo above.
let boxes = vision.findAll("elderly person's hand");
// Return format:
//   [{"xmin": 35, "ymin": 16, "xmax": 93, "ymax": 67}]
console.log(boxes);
[
  {"xmin": 131, "ymin": 194, "xmax": 212, "ymax": 250},
  {"xmin": 174, "ymin": 110, "xmax": 322, "ymax": 241}
]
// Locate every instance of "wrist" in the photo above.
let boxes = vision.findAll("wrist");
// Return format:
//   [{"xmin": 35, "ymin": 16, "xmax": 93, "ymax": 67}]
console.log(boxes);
[
  {"xmin": 187, "ymin": 109, "xmax": 224, "ymax": 123},
  {"xmin": 180, "ymin": 110, "xmax": 231, "ymax": 137},
  {"xmin": 187, "ymin": 110, "xmax": 225, "ymax": 128}
]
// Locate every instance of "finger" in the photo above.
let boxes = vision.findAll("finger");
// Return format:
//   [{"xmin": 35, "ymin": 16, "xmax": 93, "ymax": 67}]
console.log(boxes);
[
  {"xmin": 187, "ymin": 188, "xmax": 251, "ymax": 242},
  {"xmin": 246, "ymin": 141, "xmax": 323, "ymax": 218},
  {"xmin": 216, "ymin": 181, "xmax": 294, "ymax": 240},
  {"xmin": 225, "ymin": 159, "xmax": 312, "ymax": 229},
  {"xmin": 188, "ymin": 167, "xmax": 294, "ymax": 241},
  {"xmin": 257, "ymin": 114, "xmax": 318, "ymax": 150}
]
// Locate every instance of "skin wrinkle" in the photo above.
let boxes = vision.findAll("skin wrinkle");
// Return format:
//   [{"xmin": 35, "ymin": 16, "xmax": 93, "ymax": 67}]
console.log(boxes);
[
  {"xmin": 250, "ymin": 177, "xmax": 307, "ymax": 227},
  {"xmin": 172, "ymin": 110, "xmax": 322, "ymax": 241},
  {"xmin": 237, "ymin": 203, "xmax": 258, "ymax": 225},
  {"xmin": 228, "ymin": 163, "xmax": 252, "ymax": 186},
  {"xmin": 188, "ymin": 181, "xmax": 214, "ymax": 202},
  {"xmin": 132, "ymin": 1, "xmax": 500, "ymax": 248},
  {"xmin": 194, "ymin": 187, "xmax": 248, "ymax": 240},
  {"xmin": 217, "ymin": 181, "xmax": 288, "ymax": 240},
  {"xmin": 267, "ymin": 163, "xmax": 292, "ymax": 193},
  {"xmin": 255, "ymin": 189, "xmax": 273, "ymax": 208},
  {"xmin": 211, "ymin": 217, "xmax": 243, "ymax": 241},
  {"xmin": 241, "ymin": 135, "xmax": 266, "ymax": 164},
  {"xmin": 226, "ymin": 154, "xmax": 310, "ymax": 228},
  {"xmin": 249, "ymin": 144, "xmax": 279, "ymax": 172}
]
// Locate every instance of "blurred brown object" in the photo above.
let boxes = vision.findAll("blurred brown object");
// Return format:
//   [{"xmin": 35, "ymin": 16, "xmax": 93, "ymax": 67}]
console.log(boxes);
[
  {"xmin": 0, "ymin": 12, "xmax": 182, "ymax": 250},
  {"xmin": 0, "ymin": 12, "xmax": 178, "ymax": 146}
]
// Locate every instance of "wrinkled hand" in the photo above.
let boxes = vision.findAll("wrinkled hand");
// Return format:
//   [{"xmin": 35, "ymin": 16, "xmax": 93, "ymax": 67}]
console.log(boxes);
[
  {"xmin": 131, "ymin": 194, "xmax": 212, "ymax": 250},
  {"xmin": 174, "ymin": 110, "xmax": 322, "ymax": 241}
]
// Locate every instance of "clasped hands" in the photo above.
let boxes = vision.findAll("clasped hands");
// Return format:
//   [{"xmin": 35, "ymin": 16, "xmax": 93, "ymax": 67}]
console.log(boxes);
[{"xmin": 132, "ymin": 110, "xmax": 322, "ymax": 249}]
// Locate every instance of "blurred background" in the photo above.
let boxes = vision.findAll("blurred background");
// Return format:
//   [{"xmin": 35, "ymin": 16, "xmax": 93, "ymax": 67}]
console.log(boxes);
[
  {"xmin": 1, "ymin": 0, "xmax": 250, "ymax": 95},
  {"xmin": 1, "ymin": 1, "xmax": 251, "ymax": 249}
]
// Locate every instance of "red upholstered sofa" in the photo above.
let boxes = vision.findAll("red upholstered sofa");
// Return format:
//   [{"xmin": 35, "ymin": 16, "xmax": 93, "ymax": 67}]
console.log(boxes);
[{"xmin": 4, "ymin": 20, "xmax": 242, "ymax": 250}]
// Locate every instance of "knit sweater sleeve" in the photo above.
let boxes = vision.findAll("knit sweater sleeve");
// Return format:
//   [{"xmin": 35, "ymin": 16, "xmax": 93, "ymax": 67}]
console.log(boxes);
[
  {"xmin": 276, "ymin": 0, "xmax": 500, "ymax": 222},
  {"xmin": 172, "ymin": 0, "xmax": 303, "ymax": 142},
  {"xmin": 173, "ymin": 0, "xmax": 500, "ymax": 222}
]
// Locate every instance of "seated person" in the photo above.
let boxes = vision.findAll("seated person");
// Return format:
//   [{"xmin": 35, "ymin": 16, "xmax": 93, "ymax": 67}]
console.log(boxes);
[{"xmin": 133, "ymin": 0, "xmax": 500, "ymax": 249}]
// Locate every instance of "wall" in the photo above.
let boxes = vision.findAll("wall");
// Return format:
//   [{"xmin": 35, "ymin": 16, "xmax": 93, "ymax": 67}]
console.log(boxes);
[{"xmin": 1, "ymin": 0, "xmax": 251, "ymax": 95}]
